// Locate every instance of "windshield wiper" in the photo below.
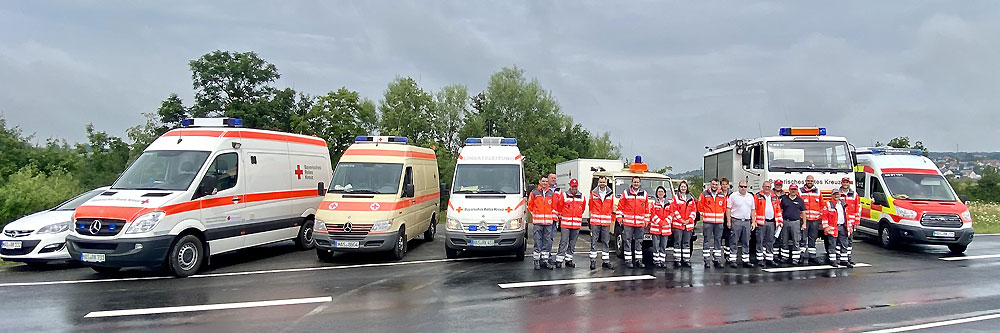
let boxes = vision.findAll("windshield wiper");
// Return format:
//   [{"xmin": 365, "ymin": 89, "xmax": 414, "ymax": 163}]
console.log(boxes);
[
  {"xmin": 345, "ymin": 189, "xmax": 379, "ymax": 194},
  {"xmin": 453, "ymin": 190, "xmax": 478, "ymax": 194},
  {"xmin": 475, "ymin": 190, "xmax": 505, "ymax": 194}
]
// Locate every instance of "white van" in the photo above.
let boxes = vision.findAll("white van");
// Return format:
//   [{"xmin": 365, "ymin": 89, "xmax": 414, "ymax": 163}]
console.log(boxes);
[
  {"xmin": 444, "ymin": 137, "xmax": 527, "ymax": 260},
  {"xmin": 66, "ymin": 118, "xmax": 332, "ymax": 277}
]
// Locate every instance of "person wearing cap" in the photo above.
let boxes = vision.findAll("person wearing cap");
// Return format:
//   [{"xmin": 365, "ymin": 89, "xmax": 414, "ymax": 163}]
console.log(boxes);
[
  {"xmin": 822, "ymin": 178, "xmax": 860, "ymax": 267},
  {"xmin": 529, "ymin": 176, "xmax": 557, "ymax": 270},
  {"xmin": 554, "ymin": 179, "xmax": 585, "ymax": 268},
  {"xmin": 727, "ymin": 180, "xmax": 756, "ymax": 268},
  {"xmin": 649, "ymin": 186, "xmax": 673, "ymax": 268},
  {"xmin": 671, "ymin": 180, "xmax": 697, "ymax": 268},
  {"xmin": 799, "ymin": 175, "xmax": 825, "ymax": 265},
  {"xmin": 754, "ymin": 179, "xmax": 782, "ymax": 268},
  {"xmin": 778, "ymin": 183, "xmax": 807, "ymax": 266},
  {"xmin": 617, "ymin": 176, "xmax": 650, "ymax": 268},
  {"xmin": 589, "ymin": 176, "xmax": 615, "ymax": 270}
]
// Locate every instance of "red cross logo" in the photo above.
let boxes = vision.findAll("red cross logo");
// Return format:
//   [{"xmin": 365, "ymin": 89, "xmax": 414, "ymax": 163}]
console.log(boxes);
[
  {"xmin": 456, "ymin": 207, "xmax": 463, "ymax": 213},
  {"xmin": 505, "ymin": 207, "xmax": 512, "ymax": 213},
  {"xmin": 140, "ymin": 199, "xmax": 149, "ymax": 204},
  {"xmin": 294, "ymin": 165, "xmax": 304, "ymax": 179},
  {"xmin": 370, "ymin": 203, "xmax": 381, "ymax": 211},
  {"xmin": 377, "ymin": 137, "xmax": 384, "ymax": 142},
  {"xmin": 328, "ymin": 202, "xmax": 338, "ymax": 210}
]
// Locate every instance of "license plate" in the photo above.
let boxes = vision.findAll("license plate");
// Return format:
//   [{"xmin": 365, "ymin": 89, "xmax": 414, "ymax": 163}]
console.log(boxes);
[
  {"xmin": 471, "ymin": 239, "xmax": 496, "ymax": 247},
  {"xmin": 1, "ymin": 241, "xmax": 21, "ymax": 249},
  {"xmin": 81, "ymin": 253, "xmax": 106, "ymax": 263},
  {"xmin": 334, "ymin": 240, "xmax": 360, "ymax": 249},
  {"xmin": 643, "ymin": 234, "xmax": 653, "ymax": 241},
  {"xmin": 933, "ymin": 231, "xmax": 956, "ymax": 237}
]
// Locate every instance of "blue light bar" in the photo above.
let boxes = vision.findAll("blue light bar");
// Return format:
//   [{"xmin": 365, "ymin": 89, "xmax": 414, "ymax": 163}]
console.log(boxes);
[
  {"xmin": 819, "ymin": 127, "xmax": 827, "ymax": 136},
  {"xmin": 500, "ymin": 138, "xmax": 517, "ymax": 146},
  {"xmin": 465, "ymin": 138, "xmax": 483, "ymax": 145},
  {"xmin": 355, "ymin": 136, "xmax": 409, "ymax": 143},
  {"xmin": 181, "ymin": 119, "xmax": 193, "ymax": 127},
  {"xmin": 227, "ymin": 118, "xmax": 243, "ymax": 127},
  {"xmin": 778, "ymin": 128, "xmax": 790, "ymax": 136},
  {"xmin": 390, "ymin": 137, "xmax": 409, "ymax": 143},
  {"xmin": 355, "ymin": 136, "xmax": 369, "ymax": 142},
  {"xmin": 911, "ymin": 149, "xmax": 923, "ymax": 155},
  {"xmin": 635, "ymin": 155, "xmax": 643, "ymax": 164}
]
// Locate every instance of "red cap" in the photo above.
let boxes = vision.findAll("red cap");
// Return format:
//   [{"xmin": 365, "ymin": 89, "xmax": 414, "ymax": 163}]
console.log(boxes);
[
  {"xmin": 569, "ymin": 179, "xmax": 579, "ymax": 187},
  {"xmin": 789, "ymin": 184, "xmax": 799, "ymax": 190},
  {"xmin": 841, "ymin": 177, "xmax": 852, "ymax": 183},
  {"xmin": 774, "ymin": 180, "xmax": 783, "ymax": 186}
]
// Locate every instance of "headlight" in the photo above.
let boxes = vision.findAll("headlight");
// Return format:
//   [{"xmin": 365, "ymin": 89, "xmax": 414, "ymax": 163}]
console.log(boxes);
[
  {"xmin": 125, "ymin": 212, "xmax": 165, "ymax": 234},
  {"xmin": 961, "ymin": 209, "xmax": 972, "ymax": 222},
  {"xmin": 895, "ymin": 206, "xmax": 918, "ymax": 219},
  {"xmin": 37, "ymin": 222, "xmax": 71, "ymax": 234},
  {"xmin": 371, "ymin": 220, "xmax": 393, "ymax": 232},
  {"xmin": 446, "ymin": 218, "xmax": 461, "ymax": 231},
  {"xmin": 314, "ymin": 219, "xmax": 327, "ymax": 232},
  {"xmin": 507, "ymin": 218, "xmax": 523, "ymax": 230}
]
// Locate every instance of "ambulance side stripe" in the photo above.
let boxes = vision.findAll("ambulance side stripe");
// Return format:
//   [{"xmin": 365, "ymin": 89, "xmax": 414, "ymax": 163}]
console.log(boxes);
[
  {"xmin": 879, "ymin": 168, "xmax": 939, "ymax": 175},
  {"xmin": 161, "ymin": 129, "xmax": 327, "ymax": 147},
  {"xmin": 74, "ymin": 189, "xmax": 321, "ymax": 221}
]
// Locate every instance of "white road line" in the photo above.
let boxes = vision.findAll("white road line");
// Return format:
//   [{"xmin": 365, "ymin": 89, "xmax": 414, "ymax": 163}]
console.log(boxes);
[
  {"xmin": 867, "ymin": 313, "xmax": 1000, "ymax": 333},
  {"xmin": 939, "ymin": 254, "xmax": 1000, "ymax": 261},
  {"xmin": 84, "ymin": 296, "xmax": 332, "ymax": 318},
  {"xmin": 763, "ymin": 263, "xmax": 871, "ymax": 273},
  {"xmin": 0, "ymin": 256, "xmax": 508, "ymax": 288},
  {"xmin": 498, "ymin": 275, "xmax": 656, "ymax": 289}
]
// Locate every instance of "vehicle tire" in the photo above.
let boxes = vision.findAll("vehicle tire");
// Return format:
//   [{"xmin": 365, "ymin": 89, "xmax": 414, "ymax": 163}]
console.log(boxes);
[
  {"xmin": 948, "ymin": 244, "xmax": 968, "ymax": 254},
  {"xmin": 317, "ymin": 249, "xmax": 335, "ymax": 262},
  {"xmin": 878, "ymin": 223, "xmax": 897, "ymax": 250},
  {"xmin": 515, "ymin": 241, "xmax": 526, "ymax": 261},
  {"xmin": 445, "ymin": 246, "xmax": 459, "ymax": 259},
  {"xmin": 391, "ymin": 229, "xmax": 407, "ymax": 261},
  {"xmin": 294, "ymin": 219, "xmax": 316, "ymax": 250},
  {"xmin": 91, "ymin": 266, "xmax": 121, "ymax": 275},
  {"xmin": 614, "ymin": 224, "xmax": 624, "ymax": 259},
  {"xmin": 167, "ymin": 235, "xmax": 204, "ymax": 278},
  {"xmin": 423, "ymin": 214, "xmax": 437, "ymax": 242}
]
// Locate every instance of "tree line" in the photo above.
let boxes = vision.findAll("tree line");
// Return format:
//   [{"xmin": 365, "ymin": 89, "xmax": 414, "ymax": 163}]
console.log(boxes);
[{"xmin": 0, "ymin": 50, "xmax": 621, "ymax": 225}]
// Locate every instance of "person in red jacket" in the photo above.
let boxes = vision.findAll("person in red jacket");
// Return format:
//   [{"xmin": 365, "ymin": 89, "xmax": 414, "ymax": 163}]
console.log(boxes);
[
  {"xmin": 589, "ymin": 176, "xmax": 615, "ymax": 270},
  {"xmin": 754, "ymin": 179, "xmax": 783, "ymax": 268},
  {"xmin": 529, "ymin": 176, "xmax": 557, "ymax": 270},
  {"xmin": 650, "ymin": 186, "xmax": 673, "ymax": 268},
  {"xmin": 799, "ymin": 175, "xmax": 825, "ymax": 265},
  {"xmin": 822, "ymin": 183, "xmax": 859, "ymax": 268},
  {"xmin": 699, "ymin": 178, "xmax": 728, "ymax": 268},
  {"xmin": 618, "ymin": 176, "xmax": 649, "ymax": 268},
  {"xmin": 671, "ymin": 180, "xmax": 697, "ymax": 268},
  {"xmin": 554, "ymin": 179, "xmax": 585, "ymax": 268}
]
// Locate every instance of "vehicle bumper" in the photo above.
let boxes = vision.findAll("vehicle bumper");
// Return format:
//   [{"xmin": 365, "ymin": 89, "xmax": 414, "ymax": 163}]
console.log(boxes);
[
  {"xmin": 0, "ymin": 233, "xmax": 73, "ymax": 262},
  {"xmin": 315, "ymin": 230, "xmax": 399, "ymax": 253},
  {"xmin": 444, "ymin": 229, "xmax": 525, "ymax": 252},
  {"xmin": 893, "ymin": 224, "xmax": 974, "ymax": 246},
  {"xmin": 66, "ymin": 234, "xmax": 174, "ymax": 267}
]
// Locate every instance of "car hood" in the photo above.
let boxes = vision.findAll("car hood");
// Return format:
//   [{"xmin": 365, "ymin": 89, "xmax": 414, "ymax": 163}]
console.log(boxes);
[{"xmin": 3, "ymin": 210, "xmax": 75, "ymax": 230}]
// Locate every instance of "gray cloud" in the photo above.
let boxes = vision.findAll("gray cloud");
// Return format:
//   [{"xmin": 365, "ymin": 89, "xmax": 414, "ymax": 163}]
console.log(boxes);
[{"xmin": 2, "ymin": 1, "xmax": 998, "ymax": 171}]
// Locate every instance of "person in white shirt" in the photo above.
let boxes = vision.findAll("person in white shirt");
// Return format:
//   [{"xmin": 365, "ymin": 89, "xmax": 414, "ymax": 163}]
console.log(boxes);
[{"xmin": 727, "ymin": 181, "xmax": 756, "ymax": 268}]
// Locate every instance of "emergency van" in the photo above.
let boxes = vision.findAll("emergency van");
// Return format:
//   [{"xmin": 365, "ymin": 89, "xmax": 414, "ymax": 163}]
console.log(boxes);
[
  {"xmin": 854, "ymin": 147, "xmax": 974, "ymax": 253},
  {"xmin": 704, "ymin": 127, "xmax": 854, "ymax": 197},
  {"xmin": 313, "ymin": 136, "xmax": 440, "ymax": 261},
  {"xmin": 444, "ymin": 137, "xmax": 527, "ymax": 260},
  {"xmin": 66, "ymin": 118, "xmax": 331, "ymax": 277},
  {"xmin": 589, "ymin": 157, "xmax": 673, "ymax": 259},
  {"xmin": 555, "ymin": 159, "xmax": 625, "ymax": 227}
]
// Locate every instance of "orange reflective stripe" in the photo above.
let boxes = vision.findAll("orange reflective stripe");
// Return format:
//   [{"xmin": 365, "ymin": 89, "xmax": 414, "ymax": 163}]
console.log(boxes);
[
  {"xmin": 224, "ymin": 131, "xmax": 327, "ymax": 147},
  {"xmin": 342, "ymin": 149, "xmax": 437, "ymax": 160}
]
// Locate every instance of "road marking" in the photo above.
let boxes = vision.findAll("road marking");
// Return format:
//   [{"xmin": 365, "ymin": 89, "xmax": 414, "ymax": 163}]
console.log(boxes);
[
  {"xmin": 498, "ymin": 275, "xmax": 656, "ymax": 289},
  {"xmin": 939, "ymin": 254, "xmax": 1000, "ymax": 261},
  {"xmin": 0, "ymin": 256, "xmax": 509, "ymax": 288},
  {"xmin": 84, "ymin": 296, "xmax": 332, "ymax": 318},
  {"xmin": 763, "ymin": 263, "xmax": 871, "ymax": 273},
  {"xmin": 867, "ymin": 313, "xmax": 1000, "ymax": 333}
]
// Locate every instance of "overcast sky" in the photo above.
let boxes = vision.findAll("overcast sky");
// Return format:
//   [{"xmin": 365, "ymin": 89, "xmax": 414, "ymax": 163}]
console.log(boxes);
[{"xmin": 2, "ymin": 1, "xmax": 999, "ymax": 171}]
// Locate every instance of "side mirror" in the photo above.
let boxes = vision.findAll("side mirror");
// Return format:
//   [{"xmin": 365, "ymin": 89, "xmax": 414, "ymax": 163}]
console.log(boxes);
[
  {"xmin": 317, "ymin": 182, "xmax": 327, "ymax": 196},
  {"xmin": 741, "ymin": 150, "xmax": 752, "ymax": 169},
  {"xmin": 873, "ymin": 192, "xmax": 888, "ymax": 206},
  {"xmin": 850, "ymin": 151, "xmax": 858, "ymax": 167},
  {"xmin": 197, "ymin": 174, "xmax": 218, "ymax": 198},
  {"xmin": 404, "ymin": 183, "xmax": 415, "ymax": 198}
]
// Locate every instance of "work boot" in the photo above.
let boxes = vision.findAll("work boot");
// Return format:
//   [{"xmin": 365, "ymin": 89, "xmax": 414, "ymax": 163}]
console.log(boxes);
[
  {"xmin": 714, "ymin": 261, "xmax": 724, "ymax": 269},
  {"xmin": 744, "ymin": 262, "xmax": 754, "ymax": 268},
  {"xmin": 533, "ymin": 260, "xmax": 540, "ymax": 270},
  {"xmin": 566, "ymin": 260, "xmax": 576, "ymax": 268},
  {"xmin": 547, "ymin": 260, "xmax": 555, "ymax": 270},
  {"xmin": 683, "ymin": 261, "xmax": 692, "ymax": 268},
  {"xmin": 590, "ymin": 260, "xmax": 597, "ymax": 270},
  {"xmin": 791, "ymin": 260, "xmax": 800, "ymax": 266},
  {"xmin": 729, "ymin": 261, "xmax": 738, "ymax": 268},
  {"xmin": 674, "ymin": 261, "xmax": 681, "ymax": 268},
  {"xmin": 704, "ymin": 262, "xmax": 711, "ymax": 268},
  {"xmin": 842, "ymin": 261, "xmax": 853, "ymax": 268},
  {"xmin": 809, "ymin": 258, "xmax": 820, "ymax": 266},
  {"xmin": 829, "ymin": 260, "xmax": 839, "ymax": 268},
  {"xmin": 603, "ymin": 261, "xmax": 614, "ymax": 269},
  {"xmin": 636, "ymin": 260, "xmax": 645, "ymax": 268},
  {"xmin": 626, "ymin": 260, "xmax": 634, "ymax": 268},
  {"xmin": 555, "ymin": 261, "xmax": 563, "ymax": 268}
]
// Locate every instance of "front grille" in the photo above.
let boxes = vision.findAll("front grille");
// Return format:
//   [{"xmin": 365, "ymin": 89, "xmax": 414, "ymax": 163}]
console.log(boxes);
[
  {"xmin": 75, "ymin": 218, "xmax": 127, "ymax": 236},
  {"xmin": 920, "ymin": 213, "xmax": 963, "ymax": 228},
  {"xmin": 3, "ymin": 230, "xmax": 33, "ymax": 238},
  {"xmin": 329, "ymin": 223, "xmax": 372, "ymax": 236},
  {"xmin": 461, "ymin": 223, "xmax": 505, "ymax": 233}
]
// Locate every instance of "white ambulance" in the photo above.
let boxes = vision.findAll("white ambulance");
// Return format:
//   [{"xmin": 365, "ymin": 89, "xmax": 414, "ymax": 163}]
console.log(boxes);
[
  {"xmin": 854, "ymin": 147, "xmax": 974, "ymax": 253},
  {"xmin": 313, "ymin": 136, "xmax": 441, "ymax": 261},
  {"xmin": 66, "ymin": 118, "xmax": 331, "ymax": 277},
  {"xmin": 444, "ymin": 137, "xmax": 527, "ymax": 260}
]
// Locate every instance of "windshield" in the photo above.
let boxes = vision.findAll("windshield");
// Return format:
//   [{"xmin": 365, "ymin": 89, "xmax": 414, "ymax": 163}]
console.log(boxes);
[
  {"xmin": 54, "ymin": 188, "xmax": 106, "ymax": 211},
  {"xmin": 112, "ymin": 151, "xmax": 210, "ymax": 191},
  {"xmin": 331, "ymin": 163, "xmax": 403, "ymax": 194},
  {"xmin": 883, "ymin": 173, "xmax": 957, "ymax": 201},
  {"xmin": 452, "ymin": 164, "xmax": 522, "ymax": 194},
  {"xmin": 613, "ymin": 177, "xmax": 673, "ymax": 199},
  {"xmin": 767, "ymin": 141, "xmax": 851, "ymax": 172}
]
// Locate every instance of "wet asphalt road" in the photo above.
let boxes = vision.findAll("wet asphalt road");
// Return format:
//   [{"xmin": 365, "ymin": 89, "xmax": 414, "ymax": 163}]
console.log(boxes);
[{"xmin": 2, "ymin": 229, "xmax": 1000, "ymax": 332}]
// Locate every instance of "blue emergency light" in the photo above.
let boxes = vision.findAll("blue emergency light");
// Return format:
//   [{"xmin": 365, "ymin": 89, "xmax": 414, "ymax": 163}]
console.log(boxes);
[
  {"xmin": 635, "ymin": 155, "xmax": 643, "ymax": 164},
  {"xmin": 468, "ymin": 225, "xmax": 477, "ymax": 231},
  {"xmin": 778, "ymin": 127, "xmax": 827, "ymax": 136},
  {"xmin": 180, "ymin": 118, "xmax": 243, "ymax": 128},
  {"xmin": 465, "ymin": 138, "xmax": 483, "ymax": 145},
  {"xmin": 355, "ymin": 136, "xmax": 409, "ymax": 143},
  {"xmin": 869, "ymin": 147, "xmax": 922, "ymax": 156},
  {"xmin": 500, "ymin": 138, "xmax": 517, "ymax": 146},
  {"xmin": 488, "ymin": 225, "xmax": 498, "ymax": 231}
]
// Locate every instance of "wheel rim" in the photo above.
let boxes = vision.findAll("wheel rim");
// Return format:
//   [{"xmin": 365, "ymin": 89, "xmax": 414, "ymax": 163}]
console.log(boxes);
[
  {"xmin": 304, "ymin": 227, "xmax": 314, "ymax": 244},
  {"xmin": 178, "ymin": 242, "xmax": 198, "ymax": 271},
  {"xmin": 397, "ymin": 234, "xmax": 405, "ymax": 253},
  {"xmin": 430, "ymin": 223, "xmax": 436, "ymax": 237},
  {"xmin": 881, "ymin": 227, "xmax": 890, "ymax": 246}
]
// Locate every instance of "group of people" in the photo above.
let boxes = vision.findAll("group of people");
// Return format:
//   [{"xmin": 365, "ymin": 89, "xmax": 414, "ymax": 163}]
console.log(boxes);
[{"xmin": 527, "ymin": 173, "xmax": 861, "ymax": 271}]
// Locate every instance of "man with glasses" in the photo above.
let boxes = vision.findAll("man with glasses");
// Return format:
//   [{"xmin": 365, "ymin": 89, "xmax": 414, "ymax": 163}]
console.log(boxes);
[
  {"xmin": 727, "ymin": 181, "xmax": 756, "ymax": 268},
  {"xmin": 799, "ymin": 175, "xmax": 824, "ymax": 265},
  {"xmin": 779, "ymin": 184, "xmax": 807, "ymax": 266}
]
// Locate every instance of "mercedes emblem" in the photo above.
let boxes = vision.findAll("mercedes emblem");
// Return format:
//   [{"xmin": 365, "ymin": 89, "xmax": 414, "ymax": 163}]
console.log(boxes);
[
  {"xmin": 89, "ymin": 220, "xmax": 103, "ymax": 235},
  {"xmin": 343, "ymin": 222, "xmax": 353, "ymax": 233}
]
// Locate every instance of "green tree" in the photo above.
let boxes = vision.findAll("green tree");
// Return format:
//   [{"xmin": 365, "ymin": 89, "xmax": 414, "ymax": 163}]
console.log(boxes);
[
  {"xmin": 156, "ymin": 93, "xmax": 188, "ymax": 128},
  {"xmin": 973, "ymin": 166, "xmax": 1000, "ymax": 203},
  {"xmin": 378, "ymin": 77, "xmax": 435, "ymax": 145},
  {"xmin": 74, "ymin": 125, "xmax": 131, "ymax": 188},
  {"xmin": 0, "ymin": 165, "xmax": 82, "ymax": 225},
  {"xmin": 886, "ymin": 136, "xmax": 929, "ymax": 156},
  {"xmin": 188, "ymin": 50, "xmax": 280, "ymax": 117},
  {"xmin": 434, "ymin": 84, "xmax": 468, "ymax": 154},
  {"xmin": 292, "ymin": 87, "xmax": 378, "ymax": 163}
]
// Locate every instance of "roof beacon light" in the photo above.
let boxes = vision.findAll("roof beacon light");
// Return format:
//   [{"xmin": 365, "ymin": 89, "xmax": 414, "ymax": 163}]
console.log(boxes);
[
  {"xmin": 355, "ymin": 136, "xmax": 409, "ymax": 144},
  {"xmin": 629, "ymin": 155, "xmax": 648, "ymax": 173},
  {"xmin": 778, "ymin": 127, "xmax": 826, "ymax": 136},
  {"xmin": 867, "ymin": 147, "xmax": 922, "ymax": 156},
  {"xmin": 180, "ymin": 118, "xmax": 244, "ymax": 128},
  {"xmin": 464, "ymin": 137, "xmax": 518, "ymax": 146}
]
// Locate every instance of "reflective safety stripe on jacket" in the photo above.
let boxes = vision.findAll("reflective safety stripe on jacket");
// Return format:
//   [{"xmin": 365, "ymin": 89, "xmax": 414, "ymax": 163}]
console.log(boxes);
[
  {"xmin": 698, "ymin": 190, "xmax": 727, "ymax": 224},
  {"xmin": 589, "ymin": 188, "xmax": 614, "ymax": 227},
  {"xmin": 616, "ymin": 188, "xmax": 650, "ymax": 227},
  {"xmin": 649, "ymin": 198, "xmax": 672, "ymax": 235},
  {"xmin": 821, "ymin": 190, "xmax": 860, "ymax": 237},
  {"xmin": 555, "ymin": 191, "xmax": 586, "ymax": 229},
  {"xmin": 671, "ymin": 193, "xmax": 697, "ymax": 231},
  {"xmin": 800, "ymin": 186, "xmax": 823, "ymax": 221},
  {"xmin": 529, "ymin": 187, "xmax": 557, "ymax": 225},
  {"xmin": 754, "ymin": 191, "xmax": 784, "ymax": 227}
]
